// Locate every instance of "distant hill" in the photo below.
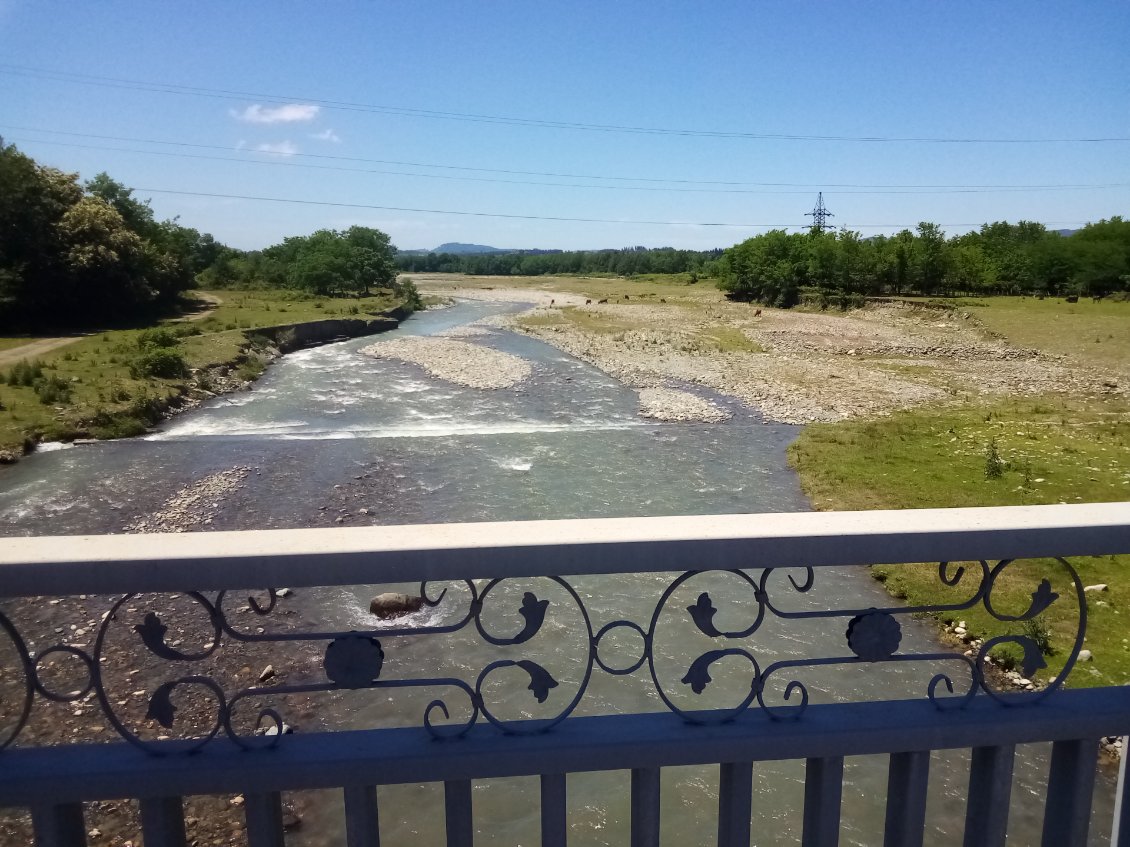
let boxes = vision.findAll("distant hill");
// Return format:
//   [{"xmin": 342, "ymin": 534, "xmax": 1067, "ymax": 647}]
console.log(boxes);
[
  {"xmin": 432, "ymin": 242, "xmax": 507, "ymax": 255},
  {"xmin": 1054, "ymin": 229, "xmax": 1078, "ymax": 237}
]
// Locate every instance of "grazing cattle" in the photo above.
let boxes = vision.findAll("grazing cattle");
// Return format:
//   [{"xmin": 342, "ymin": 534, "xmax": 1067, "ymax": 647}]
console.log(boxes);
[
  {"xmin": 1066, "ymin": 295, "xmax": 1079, "ymax": 303},
  {"xmin": 659, "ymin": 298, "xmax": 666, "ymax": 303},
  {"xmin": 585, "ymin": 299, "xmax": 592, "ymax": 305},
  {"xmin": 754, "ymin": 308, "xmax": 762, "ymax": 317},
  {"xmin": 623, "ymin": 295, "xmax": 630, "ymax": 300},
  {"xmin": 598, "ymin": 298, "xmax": 608, "ymax": 304}
]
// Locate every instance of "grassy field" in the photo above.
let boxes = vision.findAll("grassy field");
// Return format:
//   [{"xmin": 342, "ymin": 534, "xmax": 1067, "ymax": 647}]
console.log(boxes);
[
  {"xmin": 0, "ymin": 289, "xmax": 401, "ymax": 456},
  {"xmin": 790, "ymin": 293, "xmax": 1130, "ymax": 688},
  {"xmin": 969, "ymin": 295, "xmax": 1130, "ymax": 372},
  {"xmin": 414, "ymin": 271, "xmax": 721, "ymax": 305}
]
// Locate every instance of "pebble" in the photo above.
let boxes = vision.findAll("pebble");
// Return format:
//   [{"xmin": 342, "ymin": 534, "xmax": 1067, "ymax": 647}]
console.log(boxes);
[
  {"xmin": 123, "ymin": 467, "xmax": 252, "ymax": 533},
  {"xmin": 258, "ymin": 664, "xmax": 276, "ymax": 682}
]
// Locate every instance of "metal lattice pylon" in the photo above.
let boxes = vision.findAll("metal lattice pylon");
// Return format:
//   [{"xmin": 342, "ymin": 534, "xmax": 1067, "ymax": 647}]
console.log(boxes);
[{"xmin": 805, "ymin": 192, "xmax": 835, "ymax": 232}]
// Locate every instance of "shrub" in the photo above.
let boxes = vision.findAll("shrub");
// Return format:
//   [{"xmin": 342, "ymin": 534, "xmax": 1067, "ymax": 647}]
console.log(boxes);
[
  {"xmin": 984, "ymin": 439, "xmax": 1005, "ymax": 479},
  {"xmin": 137, "ymin": 328, "xmax": 180, "ymax": 349},
  {"xmin": 990, "ymin": 642, "xmax": 1021, "ymax": 671},
  {"xmin": 6, "ymin": 359, "xmax": 44, "ymax": 387},
  {"xmin": 34, "ymin": 376, "xmax": 72, "ymax": 405},
  {"xmin": 130, "ymin": 349, "xmax": 189, "ymax": 379},
  {"xmin": 1023, "ymin": 618, "xmax": 1055, "ymax": 657}
]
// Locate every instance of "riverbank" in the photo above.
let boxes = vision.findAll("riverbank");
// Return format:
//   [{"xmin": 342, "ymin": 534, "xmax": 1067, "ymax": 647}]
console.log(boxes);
[
  {"xmin": 414, "ymin": 275, "xmax": 1126, "ymax": 426},
  {"xmin": 0, "ymin": 290, "xmax": 412, "ymax": 464},
  {"xmin": 412, "ymin": 274, "xmax": 1129, "ymax": 690}
]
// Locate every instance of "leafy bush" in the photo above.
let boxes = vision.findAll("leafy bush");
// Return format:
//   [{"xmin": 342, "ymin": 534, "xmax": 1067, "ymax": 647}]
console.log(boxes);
[
  {"xmin": 1023, "ymin": 618, "xmax": 1055, "ymax": 657},
  {"xmin": 6, "ymin": 359, "xmax": 44, "ymax": 386},
  {"xmin": 990, "ymin": 642, "xmax": 1021, "ymax": 672},
  {"xmin": 136, "ymin": 328, "xmax": 180, "ymax": 348},
  {"xmin": 34, "ymin": 375, "xmax": 72, "ymax": 405},
  {"xmin": 130, "ymin": 348, "xmax": 188, "ymax": 379}
]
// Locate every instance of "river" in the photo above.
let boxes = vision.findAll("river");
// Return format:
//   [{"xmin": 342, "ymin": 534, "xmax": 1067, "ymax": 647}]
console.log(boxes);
[{"xmin": 0, "ymin": 301, "xmax": 1115, "ymax": 845}]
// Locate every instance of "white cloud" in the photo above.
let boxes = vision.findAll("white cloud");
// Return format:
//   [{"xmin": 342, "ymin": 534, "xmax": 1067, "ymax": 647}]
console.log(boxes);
[
  {"xmin": 312, "ymin": 128, "xmax": 342, "ymax": 143},
  {"xmin": 231, "ymin": 103, "xmax": 320, "ymax": 124},
  {"xmin": 254, "ymin": 141, "xmax": 299, "ymax": 157}
]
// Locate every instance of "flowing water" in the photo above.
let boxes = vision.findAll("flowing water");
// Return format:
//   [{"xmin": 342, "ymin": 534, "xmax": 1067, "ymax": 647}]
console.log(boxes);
[{"xmin": 0, "ymin": 301, "xmax": 1115, "ymax": 845}]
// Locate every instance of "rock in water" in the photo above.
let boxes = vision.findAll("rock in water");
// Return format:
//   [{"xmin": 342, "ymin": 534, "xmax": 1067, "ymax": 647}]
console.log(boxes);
[{"xmin": 370, "ymin": 593, "xmax": 424, "ymax": 619}]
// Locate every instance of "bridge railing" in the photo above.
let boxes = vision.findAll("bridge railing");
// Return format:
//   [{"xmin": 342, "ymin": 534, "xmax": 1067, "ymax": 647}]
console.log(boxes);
[{"xmin": 1, "ymin": 503, "xmax": 1128, "ymax": 847}]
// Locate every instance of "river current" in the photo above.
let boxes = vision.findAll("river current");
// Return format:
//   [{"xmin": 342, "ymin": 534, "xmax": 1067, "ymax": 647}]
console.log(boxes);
[{"xmin": 0, "ymin": 301, "xmax": 1115, "ymax": 845}]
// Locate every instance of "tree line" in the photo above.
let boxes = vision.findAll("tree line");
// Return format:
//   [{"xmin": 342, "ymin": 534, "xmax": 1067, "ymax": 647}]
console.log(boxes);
[
  {"xmin": 719, "ymin": 220, "xmax": 1130, "ymax": 308},
  {"xmin": 0, "ymin": 140, "xmax": 221, "ymax": 329},
  {"xmin": 396, "ymin": 246, "xmax": 723, "ymax": 278},
  {"xmin": 199, "ymin": 228, "xmax": 418, "ymax": 307},
  {"xmin": 0, "ymin": 142, "xmax": 416, "ymax": 330}
]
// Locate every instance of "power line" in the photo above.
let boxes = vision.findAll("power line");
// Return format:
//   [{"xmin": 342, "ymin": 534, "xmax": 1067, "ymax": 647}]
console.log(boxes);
[
  {"xmin": 128, "ymin": 186, "xmax": 1091, "ymax": 230},
  {"xmin": 12, "ymin": 135, "xmax": 1128, "ymax": 198},
  {"xmin": 5, "ymin": 126, "xmax": 1128, "ymax": 194},
  {"xmin": 3, "ymin": 64, "xmax": 1128, "ymax": 144}
]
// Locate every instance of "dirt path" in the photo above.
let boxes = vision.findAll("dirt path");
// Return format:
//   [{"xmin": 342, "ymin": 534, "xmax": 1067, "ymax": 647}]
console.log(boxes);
[
  {"xmin": 0, "ymin": 295, "xmax": 223, "ymax": 369},
  {"xmin": 180, "ymin": 292, "xmax": 223, "ymax": 321},
  {"xmin": 0, "ymin": 335, "xmax": 88, "ymax": 367}
]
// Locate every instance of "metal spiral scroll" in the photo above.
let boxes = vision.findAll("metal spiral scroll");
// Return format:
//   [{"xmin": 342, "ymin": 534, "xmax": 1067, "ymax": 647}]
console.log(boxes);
[{"xmin": 0, "ymin": 555, "xmax": 1087, "ymax": 753}]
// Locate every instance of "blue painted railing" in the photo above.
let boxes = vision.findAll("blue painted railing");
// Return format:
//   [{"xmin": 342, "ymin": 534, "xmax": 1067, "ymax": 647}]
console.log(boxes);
[{"xmin": 0, "ymin": 503, "xmax": 1128, "ymax": 846}]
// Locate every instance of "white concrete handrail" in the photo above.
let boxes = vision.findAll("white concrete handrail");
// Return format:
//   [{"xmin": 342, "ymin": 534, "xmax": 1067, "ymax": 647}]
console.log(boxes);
[{"xmin": 0, "ymin": 502, "xmax": 1128, "ymax": 596}]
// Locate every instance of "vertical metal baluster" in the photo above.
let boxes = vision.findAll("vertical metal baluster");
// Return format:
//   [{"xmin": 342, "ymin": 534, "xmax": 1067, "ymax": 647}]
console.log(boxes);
[
  {"xmin": 540, "ymin": 773, "xmax": 567, "ymax": 847},
  {"xmin": 962, "ymin": 745, "xmax": 1014, "ymax": 847},
  {"xmin": 717, "ymin": 762, "xmax": 753, "ymax": 847},
  {"xmin": 1113, "ymin": 737, "xmax": 1130, "ymax": 847},
  {"xmin": 444, "ymin": 780, "xmax": 473, "ymax": 847},
  {"xmin": 30, "ymin": 803, "xmax": 86, "ymax": 847},
  {"xmin": 803, "ymin": 756, "xmax": 844, "ymax": 847},
  {"xmin": 244, "ymin": 792, "xmax": 285, "ymax": 847},
  {"xmin": 631, "ymin": 767, "xmax": 661, "ymax": 847},
  {"xmin": 139, "ymin": 796, "xmax": 187, "ymax": 847},
  {"xmin": 884, "ymin": 750, "xmax": 930, "ymax": 847},
  {"xmin": 343, "ymin": 785, "xmax": 381, "ymax": 847},
  {"xmin": 1041, "ymin": 739, "xmax": 1098, "ymax": 847}
]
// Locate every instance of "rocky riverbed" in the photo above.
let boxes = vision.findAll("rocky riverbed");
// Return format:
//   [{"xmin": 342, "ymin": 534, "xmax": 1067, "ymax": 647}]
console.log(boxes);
[
  {"xmin": 360, "ymin": 335, "xmax": 533, "ymax": 389},
  {"xmin": 416, "ymin": 280, "xmax": 1126, "ymax": 425}
]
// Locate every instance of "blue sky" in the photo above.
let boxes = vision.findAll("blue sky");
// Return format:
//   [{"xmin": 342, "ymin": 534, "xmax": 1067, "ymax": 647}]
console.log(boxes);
[{"xmin": 1, "ymin": 1, "xmax": 1127, "ymax": 252}]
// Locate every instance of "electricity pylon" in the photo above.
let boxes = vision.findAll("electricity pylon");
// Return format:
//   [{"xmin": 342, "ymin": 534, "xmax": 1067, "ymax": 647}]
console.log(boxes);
[{"xmin": 805, "ymin": 192, "xmax": 835, "ymax": 232}]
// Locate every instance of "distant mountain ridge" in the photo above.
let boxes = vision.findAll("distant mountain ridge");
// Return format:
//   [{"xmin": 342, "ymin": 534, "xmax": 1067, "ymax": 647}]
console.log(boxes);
[
  {"xmin": 398, "ymin": 243, "xmax": 563, "ymax": 255},
  {"xmin": 432, "ymin": 242, "xmax": 507, "ymax": 254}
]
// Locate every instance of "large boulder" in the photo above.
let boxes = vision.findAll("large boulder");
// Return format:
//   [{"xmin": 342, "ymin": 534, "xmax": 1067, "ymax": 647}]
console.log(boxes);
[{"xmin": 369, "ymin": 592, "xmax": 424, "ymax": 619}]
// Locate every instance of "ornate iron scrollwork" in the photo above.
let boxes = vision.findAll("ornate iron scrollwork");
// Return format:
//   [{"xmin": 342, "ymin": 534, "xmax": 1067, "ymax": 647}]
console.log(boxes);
[{"xmin": 0, "ymin": 555, "xmax": 1087, "ymax": 754}]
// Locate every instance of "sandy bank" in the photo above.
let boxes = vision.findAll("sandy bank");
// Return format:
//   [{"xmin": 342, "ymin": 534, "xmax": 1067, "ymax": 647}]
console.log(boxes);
[{"xmin": 361, "ymin": 336, "xmax": 532, "ymax": 389}]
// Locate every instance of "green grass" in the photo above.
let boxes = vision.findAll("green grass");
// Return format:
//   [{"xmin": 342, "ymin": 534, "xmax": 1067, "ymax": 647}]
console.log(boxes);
[
  {"xmin": 0, "ymin": 288, "xmax": 404, "ymax": 455},
  {"xmin": 702, "ymin": 325, "xmax": 765, "ymax": 353},
  {"xmin": 788, "ymin": 295, "xmax": 1129, "ymax": 687},
  {"xmin": 968, "ymin": 296, "xmax": 1130, "ymax": 373},
  {"xmin": 789, "ymin": 397, "xmax": 1130, "ymax": 686},
  {"xmin": 414, "ymin": 272, "xmax": 721, "ymax": 306}
]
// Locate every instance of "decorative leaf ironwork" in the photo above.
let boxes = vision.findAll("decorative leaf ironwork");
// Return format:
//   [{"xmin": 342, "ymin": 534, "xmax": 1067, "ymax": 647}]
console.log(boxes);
[
  {"xmin": 687, "ymin": 592, "xmax": 722, "ymax": 637},
  {"xmin": 512, "ymin": 592, "xmax": 550, "ymax": 645},
  {"xmin": 134, "ymin": 613, "xmax": 194, "ymax": 662},
  {"xmin": 0, "ymin": 555, "xmax": 1088, "ymax": 755},
  {"xmin": 516, "ymin": 660, "xmax": 558, "ymax": 703},
  {"xmin": 145, "ymin": 681, "xmax": 178, "ymax": 729},
  {"xmin": 682, "ymin": 650, "xmax": 729, "ymax": 694}
]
